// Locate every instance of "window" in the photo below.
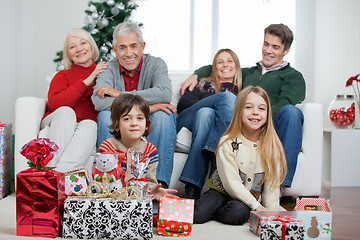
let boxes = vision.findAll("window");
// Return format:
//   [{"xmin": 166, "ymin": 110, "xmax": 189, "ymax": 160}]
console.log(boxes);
[{"xmin": 133, "ymin": 0, "xmax": 295, "ymax": 73}]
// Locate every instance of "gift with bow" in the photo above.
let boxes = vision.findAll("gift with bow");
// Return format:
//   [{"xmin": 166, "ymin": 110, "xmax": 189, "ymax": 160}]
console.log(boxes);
[{"xmin": 16, "ymin": 138, "xmax": 65, "ymax": 238}]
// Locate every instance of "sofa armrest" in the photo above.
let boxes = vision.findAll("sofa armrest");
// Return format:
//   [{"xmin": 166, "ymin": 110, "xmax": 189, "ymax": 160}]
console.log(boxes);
[
  {"xmin": 14, "ymin": 97, "xmax": 47, "ymax": 176},
  {"xmin": 284, "ymin": 103, "xmax": 323, "ymax": 196}
]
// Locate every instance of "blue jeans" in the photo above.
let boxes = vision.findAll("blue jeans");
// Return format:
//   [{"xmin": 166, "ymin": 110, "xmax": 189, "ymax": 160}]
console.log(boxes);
[
  {"xmin": 97, "ymin": 110, "xmax": 177, "ymax": 186},
  {"xmin": 273, "ymin": 105, "xmax": 304, "ymax": 187},
  {"xmin": 177, "ymin": 92, "xmax": 236, "ymax": 188}
]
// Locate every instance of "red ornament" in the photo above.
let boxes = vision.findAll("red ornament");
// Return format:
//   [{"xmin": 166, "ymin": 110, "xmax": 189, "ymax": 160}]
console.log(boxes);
[
  {"xmin": 329, "ymin": 106, "xmax": 355, "ymax": 127},
  {"xmin": 20, "ymin": 138, "xmax": 59, "ymax": 168}
]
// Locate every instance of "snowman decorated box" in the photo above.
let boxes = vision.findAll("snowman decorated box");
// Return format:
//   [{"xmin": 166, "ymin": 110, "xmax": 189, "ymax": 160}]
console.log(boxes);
[{"xmin": 293, "ymin": 198, "xmax": 332, "ymax": 240}]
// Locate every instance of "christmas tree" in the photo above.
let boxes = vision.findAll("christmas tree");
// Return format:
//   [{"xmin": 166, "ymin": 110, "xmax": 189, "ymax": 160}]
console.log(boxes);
[{"xmin": 53, "ymin": 0, "xmax": 141, "ymax": 71}]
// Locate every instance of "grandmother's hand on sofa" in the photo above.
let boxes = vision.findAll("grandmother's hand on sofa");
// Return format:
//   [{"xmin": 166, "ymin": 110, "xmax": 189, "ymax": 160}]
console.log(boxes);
[
  {"xmin": 180, "ymin": 74, "xmax": 198, "ymax": 96},
  {"xmin": 150, "ymin": 103, "xmax": 176, "ymax": 114}
]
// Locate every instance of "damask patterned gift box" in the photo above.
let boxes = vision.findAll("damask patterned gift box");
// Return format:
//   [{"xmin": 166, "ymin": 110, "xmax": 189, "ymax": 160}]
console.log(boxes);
[
  {"xmin": 157, "ymin": 195, "xmax": 194, "ymax": 237},
  {"xmin": 0, "ymin": 123, "xmax": 12, "ymax": 199},
  {"xmin": 249, "ymin": 211, "xmax": 305, "ymax": 240},
  {"xmin": 294, "ymin": 198, "xmax": 332, "ymax": 240},
  {"xmin": 63, "ymin": 197, "xmax": 153, "ymax": 239}
]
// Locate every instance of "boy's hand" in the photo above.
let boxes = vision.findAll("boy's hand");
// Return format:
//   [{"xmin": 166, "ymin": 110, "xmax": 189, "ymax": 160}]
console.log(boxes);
[{"xmin": 149, "ymin": 183, "xmax": 178, "ymax": 201}]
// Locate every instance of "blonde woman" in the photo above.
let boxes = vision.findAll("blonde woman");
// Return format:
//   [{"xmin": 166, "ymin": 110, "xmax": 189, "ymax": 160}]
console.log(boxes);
[
  {"xmin": 41, "ymin": 28, "xmax": 107, "ymax": 173},
  {"xmin": 176, "ymin": 49, "xmax": 242, "ymax": 200},
  {"xmin": 194, "ymin": 86, "xmax": 287, "ymax": 225}
]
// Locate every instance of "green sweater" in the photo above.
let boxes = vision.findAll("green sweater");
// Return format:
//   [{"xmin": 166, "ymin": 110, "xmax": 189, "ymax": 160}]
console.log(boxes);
[{"xmin": 194, "ymin": 63, "xmax": 306, "ymax": 117}]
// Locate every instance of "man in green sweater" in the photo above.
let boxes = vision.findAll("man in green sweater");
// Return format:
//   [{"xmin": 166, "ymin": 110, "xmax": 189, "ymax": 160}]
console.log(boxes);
[{"xmin": 180, "ymin": 23, "xmax": 305, "ymax": 191}]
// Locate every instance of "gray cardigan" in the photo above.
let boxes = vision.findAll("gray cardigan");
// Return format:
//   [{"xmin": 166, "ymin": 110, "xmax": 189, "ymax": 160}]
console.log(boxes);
[{"xmin": 91, "ymin": 54, "xmax": 172, "ymax": 111}]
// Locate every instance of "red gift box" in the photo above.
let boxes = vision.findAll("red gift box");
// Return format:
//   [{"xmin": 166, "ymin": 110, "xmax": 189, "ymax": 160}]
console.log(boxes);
[
  {"xmin": 16, "ymin": 168, "xmax": 65, "ymax": 238},
  {"xmin": 157, "ymin": 195, "xmax": 194, "ymax": 237}
]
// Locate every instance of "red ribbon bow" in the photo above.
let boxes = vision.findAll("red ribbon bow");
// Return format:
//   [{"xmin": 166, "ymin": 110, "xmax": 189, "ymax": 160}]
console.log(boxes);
[
  {"xmin": 128, "ymin": 177, "xmax": 147, "ymax": 182},
  {"xmin": 272, "ymin": 215, "xmax": 300, "ymax": 240}
]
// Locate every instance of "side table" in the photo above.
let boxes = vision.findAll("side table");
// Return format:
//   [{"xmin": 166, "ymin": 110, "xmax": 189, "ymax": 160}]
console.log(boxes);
[{"xmin": 323, "ymin": 127, "xmax": 360, "ymax": 187}]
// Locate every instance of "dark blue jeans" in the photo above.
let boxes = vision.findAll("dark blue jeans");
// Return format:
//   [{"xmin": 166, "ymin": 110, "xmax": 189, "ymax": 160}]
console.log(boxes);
[
  {"xmin": 176, "ymin": 92, "xmax": 236, "ymax": 188},
  {"xmin": 273, "ymin": 105, "xmax": 304, "ymax": 187}
]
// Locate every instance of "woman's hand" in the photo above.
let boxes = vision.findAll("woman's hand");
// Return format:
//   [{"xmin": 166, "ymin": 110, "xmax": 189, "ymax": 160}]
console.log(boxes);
[
  {"xmin": 83, "ymin": 61, "xmax": 107, "ymax": 86},
  {"xmin": 148, "ymin": 183, "xmax": 178, "ymax": 202}
]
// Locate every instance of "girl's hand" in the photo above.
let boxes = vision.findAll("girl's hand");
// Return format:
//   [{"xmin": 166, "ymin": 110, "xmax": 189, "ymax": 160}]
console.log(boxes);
[
  {"xmin": 148, "ymin": 183, "xmax": 178, "ymax": 201},
  {"xmin": 255, "ymin": 205, "xmax": 269, "ymax": 211},
  {"xmin": 83, "ymin": 61, "xmax": 107, "ymax": 86}
]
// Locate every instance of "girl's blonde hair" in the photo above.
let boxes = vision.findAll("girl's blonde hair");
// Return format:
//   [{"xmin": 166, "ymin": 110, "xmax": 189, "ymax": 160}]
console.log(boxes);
[
  {"xmin": 63, "ymin": 28, "xmax": 99, "ymax": 69},
  {"xmin": 217, "ymin": 86, "xmax": 287, "ymax": 187},
  {"xmin": 199, "ymin": 49, "xmax": 242, "ymax": 94}
]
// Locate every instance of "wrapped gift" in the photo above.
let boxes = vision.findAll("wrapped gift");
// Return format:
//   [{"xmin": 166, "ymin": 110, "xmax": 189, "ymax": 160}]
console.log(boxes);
[
  {"xmin": 249, "ymin": 211, "xmax": 295, "ymax": 236},
  {"xmin": 16, "ymin": 138, "xmax": 65, "ymax": 238},
  {"xmin": 157, "ymin": 195, "xmax": 194, "ymax": 237},
  {"xmin": 259, "ymin": 215, "xmax": 305, "ymax": 240},
  {"xmin": 0, "ymin": 123, "xmax": 12, "ymax": 199},
  {"xmin": 64, "ymin": 168, "xmax": 90, "ymax": 196},
  {"xmin": 63, "ymin": 197, "xmax": 153, "ymax": 239},
  {"xmin": 294, "ymin": 198, "xmax": 332, "ymax": 240}
]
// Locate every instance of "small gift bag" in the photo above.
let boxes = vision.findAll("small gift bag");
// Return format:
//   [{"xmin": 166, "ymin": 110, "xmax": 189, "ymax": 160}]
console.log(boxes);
[
  {"xmin": 0, "ymin": 123, "xmax": 12, "ymax": 199},
  {"xmin": 64, "ymin": 168, "xmax": 90, "ymax": 196},
  {"xmin": 16, "ymin": 138, "xmax": 65, "ymax": 238},
  {"xmin": 294, "ymin": 198, "xmax": 332, "ymax": 240},
  {"xmin": 127, "ymin": 152, "xmax": 150, "ymax": 198},
  {"xmin": 157, "ymin": 195, "xmax": 194, "ymax": 237}
]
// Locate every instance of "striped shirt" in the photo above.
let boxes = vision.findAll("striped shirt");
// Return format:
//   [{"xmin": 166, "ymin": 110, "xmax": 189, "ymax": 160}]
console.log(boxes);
[{"xmin": 98, "ymin": 137, "xmax": 159, "ymax": 188}]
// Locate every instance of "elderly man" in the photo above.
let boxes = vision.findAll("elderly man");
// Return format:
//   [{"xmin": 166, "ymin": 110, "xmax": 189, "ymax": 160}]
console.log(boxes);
[
  {"xmin": 92, "ymin": 22, "xmax": 176, "ymax": 188},
  {"xmin": 180, "ymin": 23, "xmax": 306, "ymax": 195}
]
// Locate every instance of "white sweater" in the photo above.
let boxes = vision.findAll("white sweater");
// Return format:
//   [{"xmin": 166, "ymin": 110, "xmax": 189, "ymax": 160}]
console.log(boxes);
[{"xmin": 216, "ymin": 133, "xmax": 280, "ymax": 210}]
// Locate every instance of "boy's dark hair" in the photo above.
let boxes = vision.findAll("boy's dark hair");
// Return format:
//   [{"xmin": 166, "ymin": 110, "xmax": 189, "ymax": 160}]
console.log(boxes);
[
  {"xmin": 109, "ymin": 94, "xmax": 152, "ymax": 139},
  {"xmin": 264, "ymin": 23, "xmax": 294, "ymax": 51}
]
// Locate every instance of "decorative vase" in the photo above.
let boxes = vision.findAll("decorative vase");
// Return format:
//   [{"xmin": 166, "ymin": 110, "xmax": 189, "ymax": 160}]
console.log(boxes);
[
  {"xmin": 355, "ymin": 101, "xmax": 360, "ymax": 129},
  {"xmin": 328, "ymin": 94, "xmax": 355, "ymax": 129}
]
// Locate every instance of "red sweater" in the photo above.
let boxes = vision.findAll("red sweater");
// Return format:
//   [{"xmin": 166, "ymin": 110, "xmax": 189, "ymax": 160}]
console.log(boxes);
[{"xmin": 44, "ymin": 63, "xmax": 98, "ymax": 122}]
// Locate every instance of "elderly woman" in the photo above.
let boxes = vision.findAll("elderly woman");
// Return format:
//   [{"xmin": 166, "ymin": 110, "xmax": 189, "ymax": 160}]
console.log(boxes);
[
  {"xmin": 176, "ymin": 48, "xmax": 242, "ymax": 200},
  {"xmin": 41, "ymin": 28, "xmax": 107, "ymax": 173}
]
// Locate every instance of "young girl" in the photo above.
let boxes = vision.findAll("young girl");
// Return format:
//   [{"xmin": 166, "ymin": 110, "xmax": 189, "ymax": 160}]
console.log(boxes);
[
  {"xmin": 194, "ymin": 86, "xmax": 287, "ymax": 225},
  {"xmin": 98, "ymin": 94, "xmax": 177, "ymax": 201}
]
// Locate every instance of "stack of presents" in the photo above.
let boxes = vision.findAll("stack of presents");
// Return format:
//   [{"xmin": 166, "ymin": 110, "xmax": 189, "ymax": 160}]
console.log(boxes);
[
  {"xmin": 14, "ymin": 138, "xmax": 194, "ymax": 239},
  {"xmin": 9, "ymin": 137, "xmax": 333, "ymax": 239}
]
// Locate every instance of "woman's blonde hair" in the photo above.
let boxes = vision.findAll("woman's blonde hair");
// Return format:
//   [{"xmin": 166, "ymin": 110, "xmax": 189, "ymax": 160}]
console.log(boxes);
[
  {"xmin": 217, "ymin": 86, "xmax": 287, "ymax": 187},
  {"xmin": 199, "ymin": 48, "xmax": 242, "ymax": 94},
  {"xmin": 62, "ymin": 28, "xmax": 99, "ymax": 69}
]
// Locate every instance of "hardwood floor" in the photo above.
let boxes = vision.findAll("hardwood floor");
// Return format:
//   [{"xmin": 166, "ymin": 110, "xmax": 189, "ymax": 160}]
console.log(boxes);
[{"xmin": 280, "ymin": 185, "xmax": 360, "ymax": 240}]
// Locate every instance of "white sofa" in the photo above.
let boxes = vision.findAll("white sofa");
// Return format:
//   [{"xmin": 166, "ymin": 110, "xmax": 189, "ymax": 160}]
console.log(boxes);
[{"xmin": 14, "ymin": 73, "xmax": 323, "ymax": 198}]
